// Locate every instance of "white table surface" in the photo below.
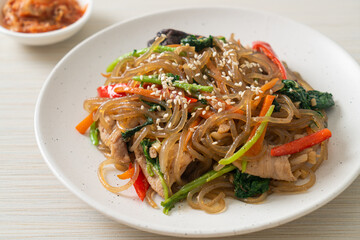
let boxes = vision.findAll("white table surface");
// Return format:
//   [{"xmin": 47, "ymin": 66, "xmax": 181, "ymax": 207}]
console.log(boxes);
[{"xmin": 1, "ymin": 0, "xmax": 359, "ymax": 239}]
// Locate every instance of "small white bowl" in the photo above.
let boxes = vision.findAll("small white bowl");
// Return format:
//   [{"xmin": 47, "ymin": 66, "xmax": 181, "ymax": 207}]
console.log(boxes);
[{"xmin": 0, "ymin": 0, "xmax": 92, "ymax": 45}]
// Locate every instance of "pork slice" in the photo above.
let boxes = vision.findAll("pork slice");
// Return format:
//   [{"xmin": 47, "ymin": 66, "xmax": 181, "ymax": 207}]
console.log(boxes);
[
  {"xmin": 98, "ymin": 122, "xmax": 130, "ymax": 164},
  {"xmin": 168, "ymin": 144, "xmax": 194, "ymax": 186},
  {"xmin": 134, "ymin": 146, "xmax": 165, "ymax": 198},
  {"xmin": 233, "ymin": 149, "xmax": 297, "ymax": 182}
]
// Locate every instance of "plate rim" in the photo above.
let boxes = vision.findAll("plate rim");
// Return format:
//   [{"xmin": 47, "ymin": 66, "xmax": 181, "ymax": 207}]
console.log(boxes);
[{"xmin": 34, "ymin": 6, "xmax": 360, "ymax": 238}]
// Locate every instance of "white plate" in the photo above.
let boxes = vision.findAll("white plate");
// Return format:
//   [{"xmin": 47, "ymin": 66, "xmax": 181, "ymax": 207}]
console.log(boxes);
[{"xmin": 35, "ymin": 7, "xmax": 360, "ymax": 238}]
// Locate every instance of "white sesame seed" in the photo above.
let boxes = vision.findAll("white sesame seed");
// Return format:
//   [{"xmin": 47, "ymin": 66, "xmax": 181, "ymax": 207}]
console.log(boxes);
[
  {"xmin": 269, "ymin": 89, "xmax": 273, "ymax": 95},
  {"xmin": 195, "ymin": 73, "xmax": 200, "ymax": 77},
  {"xmin": 212, "ymin": 52, "xmax": 217, "ymax": 57},
  {"xmin": 140, "ymin": 105, "xmax": 145, "ymax": 110},
  {"xmin": 254, "ymin": 96, "xmax": 260, "ymax": 100},
  {"xmin": 184, "ymin": 103, "xmax": 188, "ymax": 109},
  {"xmin": 218, "ymin": 108, "xmax": 223, "ymax": 113},
  {"xmin": 205, "ymin": 106, "xmax": 210, "ymax": 111},
  {"xmin": 212, "ymin": 141, "xmax": 218, "ymax": 145},
  {"xmin": 202, "ymin": 110, "xmax": 207, "ymax": 115},
  {"xmin": 203, "ymin": 75, "xmax": 208, "ymax": 80},
  {"xmin": 157, "ymin": 106, "xmax": 161, "ymax": 111}
]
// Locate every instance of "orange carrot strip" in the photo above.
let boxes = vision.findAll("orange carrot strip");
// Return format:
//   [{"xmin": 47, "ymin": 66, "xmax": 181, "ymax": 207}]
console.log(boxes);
[
  {"xmin": 166, "ymin": 44, "xmax": 181, "ymax": 48},
  {"xmin": 203, "ymin": 92, "xmax": 245, "ymax": 115},
  {"xmin": 200, "ymin": 110, "xmax": 214, "ymax": 119},
  {"xmin": 261, "ymin": 78, "xmax": 280, "ymax": 92},
  {"xmin": 183, "ymin": 117, "xmax": 202, "ymax": 150},
  {"xmin": 101, "ymin": 73, "xmax": 111, "ymax": 78},
  {"xmin": 117, "ymin": 166, "xmax": 135, "ymax": 180},
  {"xmin": 114, "ymin": 85, "xmax": 158, "ymax": 99},
  {"xmin": 246, "ymin": 95, "xmax": 275, "ymax": 156},
  {"xmin": 75, "ymin": 111, "xmax": 95, "ymax": 134},
  {"xmin": 306, "ymin": 127, "xmax": 313, "ymax": 135},
  {"xmin": 252, "ymin": 78, "xmax": 280, "ymax": 108}
]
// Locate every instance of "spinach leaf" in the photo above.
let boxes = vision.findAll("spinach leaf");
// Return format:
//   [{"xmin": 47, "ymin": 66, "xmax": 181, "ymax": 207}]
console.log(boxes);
[
  {"xmin": 233, "ymin": 170, "xmax": 270, "ymax": 199},
  {"xmin": 140, "ymin": 138, "xmax": 160, "ymax": 171},
  {"xmin": 181, "ymin": 35, "xmax": 213, "ymax": 52},
  {"xmin": 141, "ymin": 99, "xmax": 166, "ymax": 112},
  {"xmin": 277, "ymin": 80, "xmax": 334, "ymax": 110},
  {"xmin": 308, "ymin": 90, "xmax": 335, "ymax": 109},
  {"xmin": 121, "ymin": 116, "xmax": 153, "ymax": 141}
]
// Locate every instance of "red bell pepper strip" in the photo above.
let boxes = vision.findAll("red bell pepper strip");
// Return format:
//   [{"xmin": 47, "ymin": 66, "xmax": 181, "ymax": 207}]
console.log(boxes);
[
  {"xmin": 252, "ymin": 41, "xmax": 287, "ymax": 79},
  {"xmin": 271, "ymin": 128, "xmax": 332, "ymax": 157},
  {"xmin": 97, "ymin": 84, "xmax": 127, "ymax": 98},
  {"xmin": 133, "ymin": 168, "xmax": 150, "ymax": 201},
  {"xmin": 118, "ymin": 163, "xmax": 149, "ymax": 201}
]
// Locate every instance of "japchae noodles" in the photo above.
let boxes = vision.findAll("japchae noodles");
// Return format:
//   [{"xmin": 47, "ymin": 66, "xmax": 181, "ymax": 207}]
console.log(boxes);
[{"xmin": 76, "ymin": 29, "xmax": 334, "ymax": 214}]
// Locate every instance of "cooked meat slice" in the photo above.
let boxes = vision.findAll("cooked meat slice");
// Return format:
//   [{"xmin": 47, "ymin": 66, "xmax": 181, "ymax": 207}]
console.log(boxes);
[
  {"xmin": 98, "ymin": 121, "xmax": 130, "ymax": 164},
  {"xmin": 133, "ymin": 143, "xmax": 194, "ymax": 198},
  {"xmin": 218, "ymin": 122, "xmax": 230, "ymax": 134},
  {"xmin": 134, "ymin": 145, "xmax": 165, "ymax": 198},
  {"xmin": 233, "ymin": 148, "xmax": 297, "ymax": 182},
  {"xmin": 167, "ymin": 144, "xmax": 194, "ymax": 186},
  {"xmin": 147, "ymin": 29, "xmax": 196, "ymax": 47}
]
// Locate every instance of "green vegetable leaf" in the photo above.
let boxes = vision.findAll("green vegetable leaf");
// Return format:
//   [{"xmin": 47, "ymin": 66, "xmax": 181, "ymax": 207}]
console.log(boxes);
[
  {"xmin": 307, "ymin": 90, "xmax": 335, "ymax": 109},
  {"xmin": 181, "ymin": 35, "xmax": 213, "ymax": 52},
  {"xmin": 90, "ymin": 121, "xmax": 99, "ymax": 146},
  {"xmin": 140, "ymin": 138, "xmax": 169, "ymax": 199},
  {"xmin": 217, "ymin": 36, "xmax": 226, "ymax": 43},
  {"xmin": 121, "ymin": 116, "xmax": 153, "ymax": 141},
  {"xmin": 272, "ymin": 98, "xmax": 281, "ymax": 112},
  {"xmin": 278, "ymin": 80, "xmax": 311, "ymax": 109},
  {"xmin": 107, "ymin": 45, "xmax": 176, "ymax": 72},
  {"xmin": 140, "ymin": 139, "xmax": 160, "ymax": 170},
  {"xmin": 277, "ymin": 80, "xmax": 334, "ymax": 110},
  {"xmin": 233, "ymin": 170, "xmax": 270, "ymax": 198},
  {"xmin": 141, "ymin": 99, "xmax": 166, "ymax": 112}
]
